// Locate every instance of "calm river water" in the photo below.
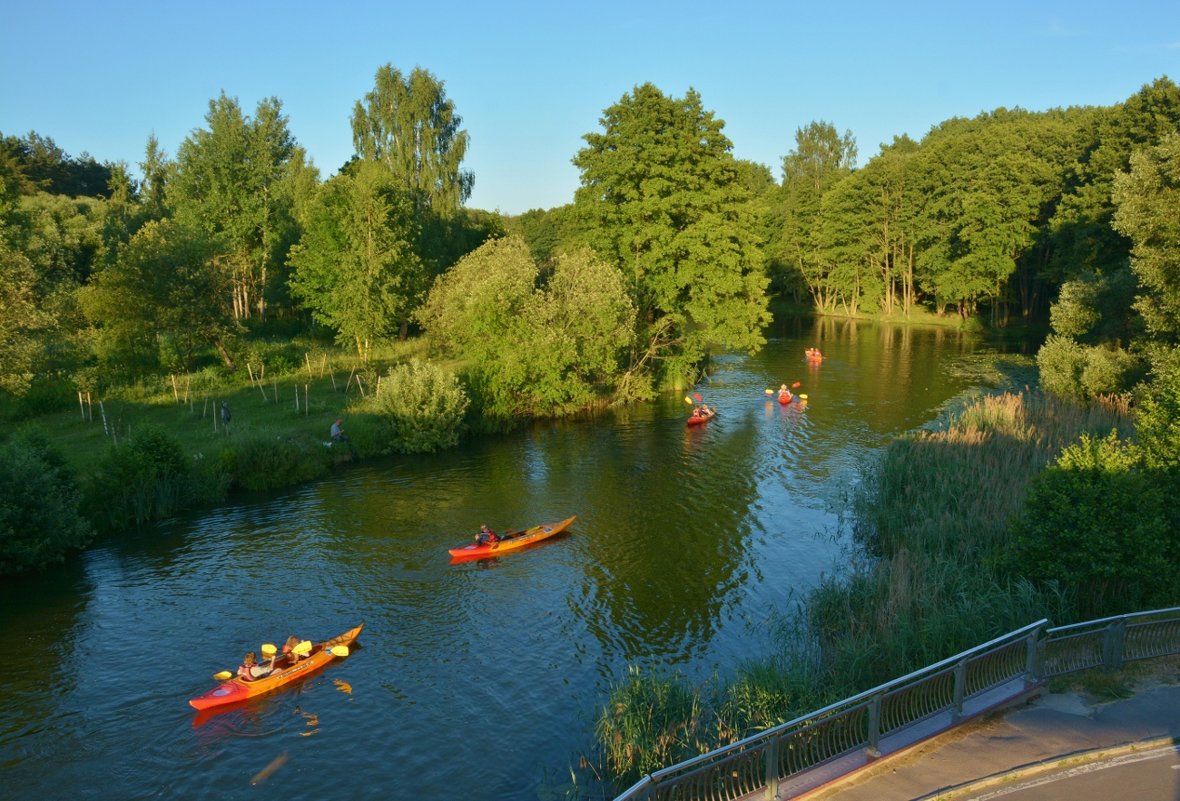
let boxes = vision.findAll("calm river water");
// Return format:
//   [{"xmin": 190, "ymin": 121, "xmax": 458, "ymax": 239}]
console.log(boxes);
[{"xmin": 0, "ymin": 318, "xmax": 1026, "ymax": 801}]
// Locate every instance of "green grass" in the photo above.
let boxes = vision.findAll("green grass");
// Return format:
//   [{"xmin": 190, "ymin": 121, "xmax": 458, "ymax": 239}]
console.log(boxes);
[{"xmin": 23, "ymin": 339, "xmax": 432, "ymax": 477}]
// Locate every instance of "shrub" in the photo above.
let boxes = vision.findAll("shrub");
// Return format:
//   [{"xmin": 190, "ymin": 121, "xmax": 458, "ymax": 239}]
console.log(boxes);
[
  {"xmin": 84, "ymin": 423, "xmax": 192, "ymax": 532},
  {"xmin": 218, "ymin": 433, "xmax": 333, "ymax": 492},
  {"xmin": 367, "ymin": 359, "xmax": 469, "ymax": 454},
  {"xmin": 1036, "ymin": 335, "xmax": 1139, "ymax": 400},
  {"xmin": 1011, "ymin": 430, "xmax": 1174, "ymax": 617},
  {"xmin": 0, "ymin": 428, "xmax": 93, "ymax": 574}
]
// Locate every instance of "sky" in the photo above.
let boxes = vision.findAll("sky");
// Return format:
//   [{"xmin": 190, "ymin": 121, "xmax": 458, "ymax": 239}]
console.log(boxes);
[{"xmin": 3, "ymin": 1, "xmax": 1178, "ymax": 215}]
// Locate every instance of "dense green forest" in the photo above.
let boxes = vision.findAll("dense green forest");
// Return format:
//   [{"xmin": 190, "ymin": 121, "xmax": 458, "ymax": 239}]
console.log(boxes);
[{"xmin": 2, "ymin": 66, "xmax": 1179, "ymax": 594}]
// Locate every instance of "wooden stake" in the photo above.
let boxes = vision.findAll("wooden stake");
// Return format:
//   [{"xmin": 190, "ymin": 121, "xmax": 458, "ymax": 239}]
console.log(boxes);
[
  {"xmin": 356, "ymin": 374, "xmax": 366, "ymax": 398},
  {"xmin": 305, "ymin": 384, "xmax": 309, "ymax": 415},
  {"xmin": 87, "ymin": 391, "xmax": 92, "ymax": 421},
  {"xmin": 247, "ymin": 362, "xmax": 256, "ymax": 386},
  {"xmin": 100, "ymin": 401, "xmax": 109, "ymax": 437},
  {"xmin": 330, "ymin": 371, "xmax": 337, "ymax": 391},
  {"xmin": 171, "ymin": 374, "xmax": 180, "ymax": 404},
  {"xmin": 273, "ymin": 376, "xmax": 278, "ymax": 403},
  {"xmin": 319, "ymin": 354, "xmax": 327, "ymax": 377},
  {"xmin": 294, "ymin": 384, "xmax": 299, "ymax": 411},
  {"xmin": 78, "ymin": 390, "xmax": 85, "ymax": 420},
  {"xmin": 305, "ymin": 352, "xmax": 314, "ymax": 380}
]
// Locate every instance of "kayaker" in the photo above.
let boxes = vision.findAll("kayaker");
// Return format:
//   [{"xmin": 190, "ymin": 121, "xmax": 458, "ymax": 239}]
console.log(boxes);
[
  {"xmin": 475, "ymin": 524, "xmax": 499, "ymax": 546},
  {"xmin": 281, "ymin": 635, "xmax": 305, "ymax": 664},
  {"xmin": 238, "ymin": 651, "xmax": 272, "ymax": 682}
]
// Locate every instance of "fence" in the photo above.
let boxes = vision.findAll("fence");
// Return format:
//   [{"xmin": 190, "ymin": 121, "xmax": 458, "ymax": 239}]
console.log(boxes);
[{"xmin": 612, "ymin": 606, "xmax": 1180, "ymax": 801}]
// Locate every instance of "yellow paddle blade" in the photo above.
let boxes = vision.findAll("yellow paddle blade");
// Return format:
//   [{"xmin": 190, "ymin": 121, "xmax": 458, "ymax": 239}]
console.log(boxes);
[
  {"xmin": 260, "ymin": 643, "xmax": 277, "ymax": 657},
  {"xmin": 799, "ymin": 394, "xmax": 808, "ymax": 400},
  {"xmin": 684, "ymin": 396, "xmax": 693, "ymax": 404},
  {"xmin": 213, "ymin": 670, "xmax": 233, "ymax": 681},
  {"xmin": 293, "ymin": 640, "xmax": 313, "ymax": 656},
  {"xmin": 329, "ymin": 645, "xmax": 350, "ymax": 657},
  {"xmin": 764, "ymin": 388, "xmax": 774, "ymax": 395}
]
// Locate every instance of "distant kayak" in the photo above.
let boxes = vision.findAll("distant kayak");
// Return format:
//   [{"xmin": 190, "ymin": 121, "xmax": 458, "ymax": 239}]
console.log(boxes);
[
  {"xmin": 686, "ymin": 407, "xmax": 716, "ymax": 426},
  {"xmin": 805, "ymin": 348, "xmax": 824, "ymax": 362},
  {"xmin": 778, "ymin": 391, "xmax": 793, "ymax": 405},
  {"xmin": 189, "ymin": 623, "xmax": 363, "ymax": 710},
  {"xmin": 448, "ymin": 516, "xmax": 576, "ymax": 560}
]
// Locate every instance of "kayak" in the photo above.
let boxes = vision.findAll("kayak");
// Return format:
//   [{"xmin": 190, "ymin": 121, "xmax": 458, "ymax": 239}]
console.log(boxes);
[
  {"xmin": 687, "ymin": 408, "xmax": 716, "ymax": 426},
  {"xmin": 778, "ymin": 391, "xmax": 793, "ymax": 405},
  {"xmin": 189, "ymin": 623, "xmax": 363, "ymax": 710},
  {"xmin": 448, "ymin": 515, "xmax": 576, "ymax": 560},
  {"xmin": 805, "ymin": 349, "xmax": 824, "ymax": 362}
]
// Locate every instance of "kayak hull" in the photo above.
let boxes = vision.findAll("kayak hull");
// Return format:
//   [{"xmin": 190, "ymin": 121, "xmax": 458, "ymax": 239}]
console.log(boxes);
[
  {"xmin": 686, "ymin": 410, "xmax": 716, "ymax": 426},
  {"xmin": 777, "ymin": 392, "xmax": 792, "ymax": 405},
  {"xmin": 189, "ymin": 623, "xmax": 363, "ymax": 710},
  {"xmin": 448, "ymin": 515, "xmax": 576, "ymax": 560}
]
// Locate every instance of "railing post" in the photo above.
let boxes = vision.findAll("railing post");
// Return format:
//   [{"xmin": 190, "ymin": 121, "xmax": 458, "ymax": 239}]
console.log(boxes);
[
  {"xmin": 951, "ymin": 659, "xmax": 966, "ymax": 722},
  {"xmin": 764, "ymin": 735, "xmax": 780, "ymax": 801},
  {"xmin": 1025, "ymin": 625, "xmax": 1042, "ymax": 684},
  {"xmin": 1103, "ymin": 618, "xmax": 1127, "ymax": 670},
  {"xmin": 867, "ymin": 692, "xmax": 883, "ymax": 758}
]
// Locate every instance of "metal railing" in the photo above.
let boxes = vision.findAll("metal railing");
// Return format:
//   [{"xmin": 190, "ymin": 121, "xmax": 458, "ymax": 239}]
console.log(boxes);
[{"xmin": 612, "ymin": 606, "xmax": 1180, "ymax": 801}]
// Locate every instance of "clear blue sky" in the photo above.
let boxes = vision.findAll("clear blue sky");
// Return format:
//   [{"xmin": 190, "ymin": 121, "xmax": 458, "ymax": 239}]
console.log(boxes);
[{"xmin": 3, "ymin": 1, "xmax": 1177, "ymax": 215}]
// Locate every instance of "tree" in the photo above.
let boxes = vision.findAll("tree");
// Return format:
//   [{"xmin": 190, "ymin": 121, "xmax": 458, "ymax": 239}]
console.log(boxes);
[
  {"xmin": 79, "ymin": 219, "xmax": 235, "ymax": 375},
  {"xmin": 0, "ymin": 428, "xmax": 93, "ymax": 575},
  {"xmin": 170, "ymin": 92, "xmax": 306, "ymax": 322},
  {"xmin": 0, "ymin": 247, "xmax": 52, "ymax": 396},
  {"xmin": 417, "ymin": 235, "xmax": 635, "ymax": 417},
  {"xmin": 288, "ymin": 161, "xmax": 423, "ymax": 359},
  {"xmin": 351, "ymin": 63, "xmax": 473, "ymax": 216},
  {"xmin": 573, "ymin": 83, "xmax": 769, "ymax": 391},
  {"xmin": 775, "ymin": 121, "xmax": 858, "ymax": 312}
]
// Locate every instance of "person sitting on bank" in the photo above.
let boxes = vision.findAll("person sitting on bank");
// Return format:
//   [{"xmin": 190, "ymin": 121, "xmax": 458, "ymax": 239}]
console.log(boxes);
[
  {"xmin": 475, "ymin": 524, "xmax": 499, "ymax": 546},
  {"xmin": 238, "ymin": 651, "xmax": 271, "ymax": 682},
  {"xmin": 330, "ymin": 418, "xmax": 347, "ymax": 442}
]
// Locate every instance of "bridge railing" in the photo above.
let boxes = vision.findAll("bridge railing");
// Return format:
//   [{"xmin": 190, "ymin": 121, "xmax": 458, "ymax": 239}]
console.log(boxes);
[{"xmin": 612, "ymin": 606, "xmax": 1180, "ymax": 801}]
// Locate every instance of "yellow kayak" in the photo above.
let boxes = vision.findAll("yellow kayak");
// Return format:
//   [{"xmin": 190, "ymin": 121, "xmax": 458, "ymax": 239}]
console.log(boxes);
[{"xmin": 448, "ymin": 516, "xmax": 576, "ymax": 560}]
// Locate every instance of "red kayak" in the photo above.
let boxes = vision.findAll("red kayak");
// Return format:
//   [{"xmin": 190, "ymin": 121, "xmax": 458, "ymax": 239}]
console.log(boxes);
[
  {"xmin": 687, "ymin": 407, "xmax": 716, "ymax": 426},
  {"xmin": 778, "ymin": 391, "xmax": 793, "ymax": 405},
  {"xmin": 189, "ymin": 624, "xmax": 363, "ymax": 710},
  {"xmin": 448, "ymin": 516, "xmax": 576, "ymax": 560}
]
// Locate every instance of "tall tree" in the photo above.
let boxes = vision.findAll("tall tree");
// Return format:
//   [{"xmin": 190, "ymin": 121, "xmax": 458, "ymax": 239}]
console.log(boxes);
[
  {"xmin": 351, "ymin": 64, "xmax": 474, "ymax": 216},
  {"xmin": 573, "ymin": 83, "xmax": 770, "ymax": 392},
  {"xmin": 287, "ymin": 161, "xmax": 423, "ymax": 360},
  {"xmin": 170, "ymin": 92, "xmax": 305, "ymax": 322}
]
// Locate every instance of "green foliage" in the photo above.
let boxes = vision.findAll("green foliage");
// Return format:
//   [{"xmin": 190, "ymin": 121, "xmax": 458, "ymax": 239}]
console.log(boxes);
[
  {"xmin": 1135, "ymin": 348, "xmax": 1180, "ymax": 471},
  {"xmin": 363, "ymin": 358, "xmax": 469, "ymax": 454},
  {"xmin": 0, "ymin": 427, "xmax": 93, "ymax": 575},
  {"xmin": 217, "ymin": 433, "xmax": 333, "ymax": 492},
  {"xmin": 287, "ymin": 161, "xmax": 423, "ymax": 356},
  {"xmin": 573, "ymin": 83, "xmax": 770, "ymax": 385},
  {"xmin": 595, "ymin": 666, "xmax": 704, "ymax": 783},
  {"xmin": 1036, "ymin": 334, "xmax": 1139, "ymax": 401},
  {"xmin": 1011, "ymin": 431, "xmax": 1175, "ymax": 616},
  {"xmin": 417, "ymin": 236, "xmax": 636, "ymax": 416},
  {"xmin": 80, "ymin": 219, "xmax": 233, "ymax": 378},
  {"xmin": 350, "ymin": 63, "xmax": 473, "ymax": 215},
  {"xmin": 83, "ymin": 423, "xmax": 196, "ymax": 532}
]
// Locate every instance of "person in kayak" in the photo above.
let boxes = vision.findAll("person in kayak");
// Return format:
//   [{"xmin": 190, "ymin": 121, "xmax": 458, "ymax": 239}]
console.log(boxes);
[
  {"xmin": 238, "ymin": 651, "xmax": 272, "ymax": 682},
  {"xmin": 475, "ymin": 524, "xmax": 499, "ymax": 546},
  {"xmin": 281, "ymin": 635, "xmax": 305, "ymax": 664}
]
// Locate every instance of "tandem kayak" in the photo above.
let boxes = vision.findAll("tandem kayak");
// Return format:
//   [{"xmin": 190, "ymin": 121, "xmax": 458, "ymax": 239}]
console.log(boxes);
[
  {"xmin": 687, "ymin": 408, "xmax": 716, "ymax": 426},
  {"xmin": 448, "ymin": 515, "xmax": 576, "ymax": 560},
  {"xmin": 189, "ymin": 623, "xmax": 363, "ymax": 710}
]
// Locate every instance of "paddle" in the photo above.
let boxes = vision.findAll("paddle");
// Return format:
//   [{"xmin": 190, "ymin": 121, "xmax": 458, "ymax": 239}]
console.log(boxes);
[{"xmin": 211, "ymin": 644, "xmax": 349, "ymax": 680}]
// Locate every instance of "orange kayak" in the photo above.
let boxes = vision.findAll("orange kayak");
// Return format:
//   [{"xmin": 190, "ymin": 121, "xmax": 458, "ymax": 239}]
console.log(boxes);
[
  {"xmin": 189, "ymin": 623, "xmax": 363, "ymax": 710},
  {"xmin": 448, "ymin": 516, "xmax": 576, "ymax": 560}
]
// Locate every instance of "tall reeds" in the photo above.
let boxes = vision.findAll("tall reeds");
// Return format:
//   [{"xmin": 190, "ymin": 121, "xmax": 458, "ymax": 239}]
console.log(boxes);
[{"xmin": 594, "ymin": 390, "xmax": 1133, "ymax": 789}]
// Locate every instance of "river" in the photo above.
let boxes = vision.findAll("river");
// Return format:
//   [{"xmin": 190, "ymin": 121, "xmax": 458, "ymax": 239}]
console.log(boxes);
[{"xmin": 0, "ymin": 318, "xmax": 1028, "ymax": 801}]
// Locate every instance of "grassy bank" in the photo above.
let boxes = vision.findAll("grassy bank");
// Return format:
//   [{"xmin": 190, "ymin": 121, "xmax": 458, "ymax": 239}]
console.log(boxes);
[{"xmin": 593, "ymin": 390, "xmax": 1134, "ymax": 788}]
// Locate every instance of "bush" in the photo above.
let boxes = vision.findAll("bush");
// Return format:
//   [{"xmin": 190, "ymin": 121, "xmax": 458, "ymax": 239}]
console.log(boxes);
[
  {"xmin": 1011, "ymin": 430, "xmax": 1174, "ymax": 616},
  {"xmin": 0, "ymin": 428, "xmax": 93, "ymax": 574},
  {"xmin": 218, "ymin": 433, "xmax": 333, "ymax": 492},
  {"xmin": 1036, "ymin": 335, "xmax": 1140, "ymax": 400},
  {"xmin": 366, "ymin": 359, "xmax": 469, "ymax": 454},
  {"xmin": 84, "ymin": 423, "xmax": 193, "ymax": 532}
]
